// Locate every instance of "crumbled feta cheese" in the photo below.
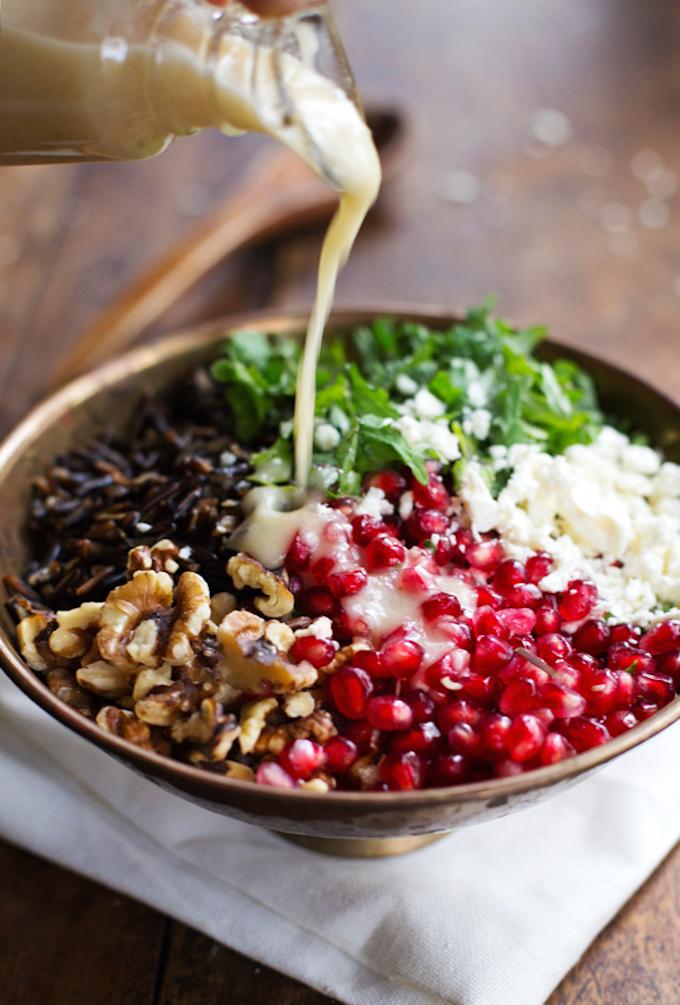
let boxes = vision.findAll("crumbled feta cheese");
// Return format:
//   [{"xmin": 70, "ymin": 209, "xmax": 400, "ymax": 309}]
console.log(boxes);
[
  {"xmin": 314, "ymin": 423, "xmax": 341, "ymax": 451},
  {"xmin": 395, "ymin": 374, "xmax": 419, "ymax": 396},
  {"xmin": 460, "ymin": 426, "xmax": 680, "ymax": 625},
  {"xmin": 399, "ymin": 490, "xmax": 415, "ymax": 520},
  {"xmin": 279, "ymin": 419, "xmax": 294, "ymax": 439},
  {"xmin": 464, "ymin": 407, "xmax": 492, "ymax": 441},
  {"xmin": 467, "ymin": 381, "xmax": 487, "ymax": 408},
  {"xmin": 394, "ymin": 415, "xmax": 461, "ymax": 463},
  {"xmin": 355, "ymin": 487, "xmax": 394, "ymax": 519},
  {"xmin": 294, "ymin": 616, "xmax": 334, "ymax": 640},
  {"xmin": 135, "ymin": 522, "xmax": 152, "ymax": 534},
  {"xmin": 403, "ymin": 387, "xmax": 447, "ymax": 420},
  {"xmin": 178, "ymin": 546, "xmax": 192, "ymax": 560}
]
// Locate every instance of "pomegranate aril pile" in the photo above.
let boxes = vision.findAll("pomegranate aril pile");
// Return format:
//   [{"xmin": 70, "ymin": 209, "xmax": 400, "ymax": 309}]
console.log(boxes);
[{"xmin": 274, "ymin": 467, "xmax": 680, "ymax": 792}]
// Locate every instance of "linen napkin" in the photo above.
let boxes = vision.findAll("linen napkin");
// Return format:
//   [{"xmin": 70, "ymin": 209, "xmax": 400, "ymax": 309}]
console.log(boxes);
[{"xmin": 1, "ymin": 671, "xmax": 679, "ymax": 1005}]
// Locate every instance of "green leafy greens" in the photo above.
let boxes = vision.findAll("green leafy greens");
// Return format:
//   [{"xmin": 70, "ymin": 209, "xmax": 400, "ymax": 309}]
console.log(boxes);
[{"xmin": 210, "ymin": 305, "xmax": 603, "ymax": 495}]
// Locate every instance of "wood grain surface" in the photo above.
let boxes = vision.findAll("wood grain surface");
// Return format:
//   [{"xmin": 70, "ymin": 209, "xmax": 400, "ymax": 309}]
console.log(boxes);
[{"xmin": 1, "ymin": 1, "xmax": 680, "ymax": 1002}]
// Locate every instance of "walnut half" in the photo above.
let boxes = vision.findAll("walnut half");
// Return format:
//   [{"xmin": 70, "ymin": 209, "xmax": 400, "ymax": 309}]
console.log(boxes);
[
  {"xmin": 227, "ymin": 553, "xmax": 294, "ymax": 618},
  {"xmin": 216, "ymin": 610, "xmax": 316, "ymax": 694}
]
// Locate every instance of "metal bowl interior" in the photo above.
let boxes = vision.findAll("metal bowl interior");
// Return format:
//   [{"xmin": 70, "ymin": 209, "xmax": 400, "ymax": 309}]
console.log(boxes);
[{"xmin": 1, "ymin": 306, "xmax": 680, "ymax": 847}]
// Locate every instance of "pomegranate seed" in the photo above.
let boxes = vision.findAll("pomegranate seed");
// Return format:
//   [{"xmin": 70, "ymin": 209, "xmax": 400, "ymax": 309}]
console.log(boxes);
[
  {"xmin": 473, "ymin": 635, "xmax": 514, "ymax": 672},
  {"xmin": 504, "ymin": 583, "xmax": 543, "ymax": 609},
  {"xmin": 255, "ymin": 762, "xmax": 296, "ymax": 788},
  {"xmin": 380, "ymin": 751, "xmax": 424, "ymax": 790},
  {"xmin": 399, "ymin": 565, "xmax": 435, "ymax": 593},
  {"xmin": 365, "ymin": 469, "xmax": 407, "ymax": 500},
  {"xmin": 533, "ymin": 706, "xmax": 556, "ymax": 729},
  {"xmin": 428, "ymin": 753, "xmax": 470, "ymax": 785},
  {"xmin": 605, "ymin": 710, "xmax": 638, "ymax": 736},
  {"xmin": 328, "ymin": 666, "xmax": 373, "ymax": 719},
  {"xmin": 367, "ymin": 695, "xmax": 414, "ymax": 731},
  {"xmin": 560, "ymin": 716, "xmax": 610, "ymax": 752},
  {"xmin": 327, "ymin": 568, "xmax": 368, "ymax": 598},
  {"xmin": 328, "ymin": 496, "xmax": 354, "ymax": 515},
  {"xmin": 324, "ymin": 736, "xmax": 358, "ymax": 773},
  {"xmin": 526, "ymin": 552, "xmax": 553, "ymax": 583},
  {"xmin": 480, "ymin": 713, "xmax": 512, "ymax": 758},
  {"xmin": 610, "ymin": 623, "xmax": 641, "ymax": 646},
  {"xmin": 303, "ymin": 587, "xmax": 339, "ymax": 618},
  {"xmin": 289, "ymin": 636, "xmax": 336, "ymax": 669},
  {"xmin": 497, "ymin": 607, "xmax": 536, "ymax": 635},
  {"xmin": 494, "ymin": 758, "xmax": 525, "ymax": 777},
  {"xmin": 391, "ymin": 721, "xmax": 442, "ymax": 755},
  {"xmin": 422, "ymin": 592, "xmax": 462, "ymax": 621},
  {"xmin": 426, "ymin": 653, "xmax": 465, "ymax": 694},
  {"xmin": 640, "ymin": 619, "xmax": 680, "ymax": 655},
  {"xmin": 309, "ymin": 556, "xmax": 336, "ymax": 585},
  {"xmin": 467, "ymin": 539, "xmax": 503, "ymax": 570},
  {"xmin": 558, "ymin": 579, "xmax": 597, "ymax": 621},
  {"xmin": 581, "ymin": 668, "xmax": 620, "ymax": 714},
  {"xmin": 412, "ymin": 472, "xmax": 450, "ymax": 511},
  {"xmin": 343, "ymin": 721, "xmax": 380, "ymax": 753},
  {"xmin": 493, "ymin": 559, "xmax": 526, "ymax": 592},
  {"xmin": 333, "ymin": 610, "xmax": 370, "ymax": 643},
  {"xmin": 436, "ymin": 699, "xmax": 484, "ymax": 730},
  {"xmin": 551, "ymin": 659, "xmax": 581, "ymax": 690},
  {"xmin": 279, "ymin": 739, "xmax": 326, "ymax": 780},
  {"xmin": 433, "ymin": 536, "xmax": 456, "ymax": 566},
  {"xmin": 406, "ymin": 508, "xmax": 449, "ymax": 541},
  {"xmin": 380, "ymin": 638, "xmax": 424, "ymax": 678},
  {"xmin": 657, "ymin": 651, "xmax": 680, "ymax": 685},
  {"xmin": 351, "ymin": 514, "xmax": 385, "ymax": 546},
  {"xmin": 285, "ymin": 533, "xmax": 312, "ymax": 572},
  {"xmin": 635, "ymin": 671, "xmax": 675, "ymax": 705},
  {"xmin": 612, "ymin": 669, "xmax": 635, "ymax": 708},
  {"xmin": 540, "ymin": 733, "xmax": 576, "ymax": 765},
  {"xmin": 459, "ymin": 674, "xmax": 498, "ymax": 705},
  {"xmin": 447, "ymin": 722, "xmax": 481, "ymax": 757},
  {"xmin": 351, "ymin": 649, "xmax": 383, "ymax": 677},
  {"xmin": 607, "ymin": 644, "xmax": 655, "ymax": 674},
  {"xmin": 573, "ymin": 619, "xmax": 610, "ymax": 656},
  {"xmin": 473, "ymin": 605, "xmax": 505, "ymax": 638},
  {"xmin": 635, "ymin": 699, "xmax": 660, "ymax": 720},
  {"xmin": 365, "ymin": 533, "xmax": 406, "ymax": 571},
  {"xmin": 537, "ymin": 633, "xmax": 572, "ymax": 662},
  {"xmin": 405, "ymin": 690, "xmax": 436, "ymax": 723},
  {"xmin": 568, "ymin": 652, "xmax": 599, "ymax": 675},
  {"xmin": 534, "ymin": 601, "xmax": 562, "ymax": 635},
  {"xmin": 540, "ymin": 680, "xmax": 587, "ymax": 718},
  {"xmin": 476, "ymin": 585, "xmax": 503, "ymax": 609},
  {"xmin": 499, "ymin": 677, "xmax": 539, "ymax": 715},
  {"xmin": 505, "ymin": 714, "xmax": 546, "ymax": 762},
  {"xmin": 435, "ymin": 620, "xmax": 474, "ymax": 649}
]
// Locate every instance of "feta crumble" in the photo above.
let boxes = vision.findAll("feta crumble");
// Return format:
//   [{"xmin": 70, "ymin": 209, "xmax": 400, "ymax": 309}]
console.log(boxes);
[
  {"xmin": 394, "ymin": 415, "xmax": 461, "ymax": 463},
  {"xmin": 355, "ymin": 487, "xmax": 395, "ymax": 519},
  {"xmin": 460, "ymin": 427, "xmax": 680, "ymax": 625}
]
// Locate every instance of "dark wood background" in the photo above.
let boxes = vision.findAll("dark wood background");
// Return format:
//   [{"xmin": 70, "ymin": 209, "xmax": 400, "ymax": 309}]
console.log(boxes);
[{"xmin": 2, "ymin": 1, "xmax": 680, "ymax": 1001}]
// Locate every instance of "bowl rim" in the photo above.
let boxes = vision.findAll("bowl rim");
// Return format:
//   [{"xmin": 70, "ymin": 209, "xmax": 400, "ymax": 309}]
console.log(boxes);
[{"xmin": 2, "ymin": 302, "xmax": 680, "ymax": 808}]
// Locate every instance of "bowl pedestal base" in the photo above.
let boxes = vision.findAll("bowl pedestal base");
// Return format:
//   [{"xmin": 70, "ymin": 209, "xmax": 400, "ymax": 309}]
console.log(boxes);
[{"xmin": 278, "ymin": 831, "xmax": 448, "ymax": 857}]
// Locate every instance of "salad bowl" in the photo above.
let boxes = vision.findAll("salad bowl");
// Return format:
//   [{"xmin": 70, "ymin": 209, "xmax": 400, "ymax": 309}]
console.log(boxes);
[{"xmin": 1, "ymin": 306, "xmax": 679, "ymax": 857}]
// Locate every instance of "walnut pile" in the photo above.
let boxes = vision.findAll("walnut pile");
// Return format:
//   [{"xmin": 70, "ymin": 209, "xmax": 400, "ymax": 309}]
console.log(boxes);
[{"xmin": 13, "ymin": 538, "xmax": 358, "ymax": 787}]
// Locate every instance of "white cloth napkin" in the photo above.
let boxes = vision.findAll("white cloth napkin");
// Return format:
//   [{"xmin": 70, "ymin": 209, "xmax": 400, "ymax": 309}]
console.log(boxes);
[{"xmin": 1, "ymin": 671, "xmax": 679, "ymax": 1005}]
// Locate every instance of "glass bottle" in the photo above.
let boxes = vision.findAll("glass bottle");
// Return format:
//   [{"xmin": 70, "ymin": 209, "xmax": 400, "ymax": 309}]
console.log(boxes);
[{"xmin": 0, "ymin": 0, "xmax": 358, "ymax": 170}]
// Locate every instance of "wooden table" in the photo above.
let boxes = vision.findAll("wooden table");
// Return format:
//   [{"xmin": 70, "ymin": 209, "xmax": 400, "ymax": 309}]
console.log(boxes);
[{"xmin": 2, "ymin": 1, "xmax": 680, "ymax": 1000}]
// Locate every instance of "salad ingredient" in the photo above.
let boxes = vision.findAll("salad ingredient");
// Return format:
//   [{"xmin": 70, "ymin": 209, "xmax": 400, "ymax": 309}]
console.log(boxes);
[
  {"xmin": 462, "ymin": 427, "xmax": 680, "ymax": 625},
  {"xmin": 211, "ymin": 307, "xmax": 603, "ymax": 495}
]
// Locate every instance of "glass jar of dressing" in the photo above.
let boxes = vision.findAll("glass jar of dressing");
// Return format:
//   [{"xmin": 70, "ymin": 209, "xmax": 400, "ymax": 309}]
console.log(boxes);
[{"xmin": 0, "ymin": 0, "xmax": 358, "ymax": 171}]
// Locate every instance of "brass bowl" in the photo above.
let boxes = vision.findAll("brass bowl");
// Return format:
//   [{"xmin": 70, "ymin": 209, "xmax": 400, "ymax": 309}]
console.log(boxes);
[{"xmin": 2, "ymin": 307, "xmax": 680, "ymax": 858}]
